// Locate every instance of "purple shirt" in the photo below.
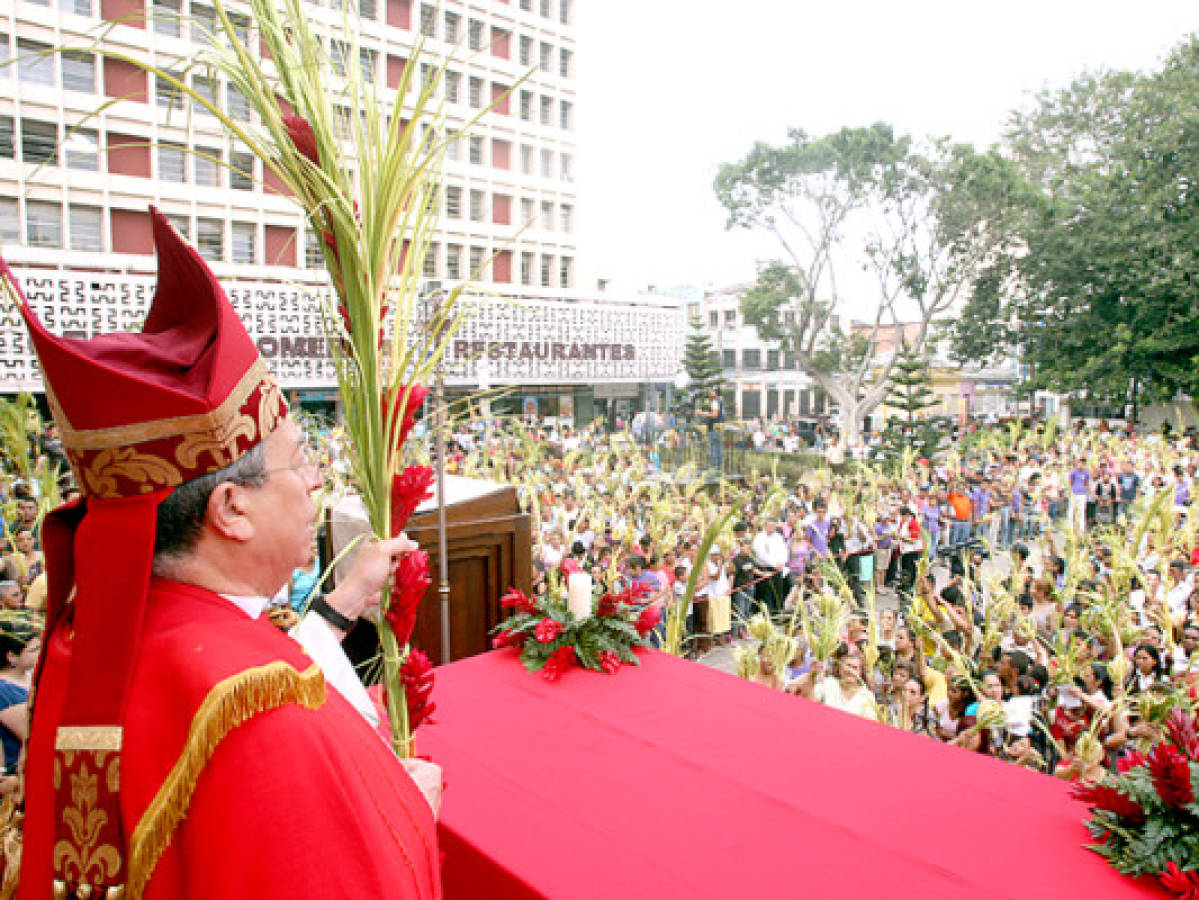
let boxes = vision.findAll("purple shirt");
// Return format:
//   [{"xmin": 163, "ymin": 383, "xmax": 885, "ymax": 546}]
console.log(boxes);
[
  {"xmin": 806, "ymin": 517, "xmax": 831, "ymax": 557},
  {"xmin": 1068, "ymin": 468, "xmax": 1091, "ymax": 496}
]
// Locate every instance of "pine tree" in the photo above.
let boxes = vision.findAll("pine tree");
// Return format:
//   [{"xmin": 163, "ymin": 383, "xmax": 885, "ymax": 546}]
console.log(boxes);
[
  {"xmin": 680, "ymin": 319, "xmax": 723, "ymax": 422},
  {"xmin": 879, "ymin": 347, "xmax": 944, "ymax": 468}
]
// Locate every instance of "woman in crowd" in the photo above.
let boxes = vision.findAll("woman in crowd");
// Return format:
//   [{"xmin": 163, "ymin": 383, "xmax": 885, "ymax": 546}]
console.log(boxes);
[{"xmin": 0, "ymin": 618, "xmax": 39, "ymax": 790}]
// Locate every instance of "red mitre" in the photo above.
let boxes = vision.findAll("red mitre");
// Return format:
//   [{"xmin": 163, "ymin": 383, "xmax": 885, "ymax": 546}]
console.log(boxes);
[{"xmin": 0, "ymin": 208, "xmax": 287, "ymax": 897}]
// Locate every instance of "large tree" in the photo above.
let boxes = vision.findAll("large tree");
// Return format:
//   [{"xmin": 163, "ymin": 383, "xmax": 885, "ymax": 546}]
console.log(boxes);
[
  {"xmin": 679, "ymin": 318, "xmax": 723, "ymax": 421},
  {"xmin": 715, "ymin": 124, "xmax": 1021, "ymax": 446},
  {"xmin": 951, "ymin": 36, "xmax": 1199, "ymax": 416}
]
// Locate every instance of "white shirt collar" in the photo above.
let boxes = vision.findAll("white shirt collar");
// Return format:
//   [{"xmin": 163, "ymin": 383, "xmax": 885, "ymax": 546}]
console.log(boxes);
[{"xmin": 221, "ymin": 593, "xmax": 271, "ymax": 620}]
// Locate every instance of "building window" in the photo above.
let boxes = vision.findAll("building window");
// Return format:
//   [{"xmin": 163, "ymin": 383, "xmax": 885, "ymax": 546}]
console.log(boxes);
[
  {"xmin": 194, "ymin": 147, "xmax": 221, "ymax": 187},
  {"xmin": 152, "ymin": 0, "xmax": 182, "ymax": 36},
  {"xmin": 359, "ymin": 49, "xmax": 377, "ymax": 84},
  {"xmin": 724, "ymin": 310, "xmax": 736, "ymax": 326},
  {"xmin": 539, "ymin": 95, "xmax": 552, "ymax": 125},
  {"xmin": 359, "ymin": 0, "xmax": 377, "ymax": 20},
  {"xmin": 520, "ymin": 251, "xmax": 534, "ymax": 286},
  {"xmin": 469, "ymin": 245, "xmax": 484, "ymax": 276},
  {"xmin": 743, "ymin": 349, "xmax": 761, "ymax": 370},
  {"xmin": 540, "ymin": 200, "xmax": 553, "ymax": 229},
  {"xmin": 560, "ymin": 153, "xmax": 573, "ymax": 181},
  {"xmin": 422, "ymin": 243, "xmax": 438, "ymax": 278},
  {"xmin": 21, "ymin": 120, "xmax": 58, "ymax": 166},
  {"xmin": 559, "ymin": 48, "xmax": 571, "ymax": 78},
  {"xmin": 468, "ymin": 19, "xmax": 484, "ymax": 51},
  {"xmin": 0, "ymin": 199, "xmax": 19, "ymax": 244},
  {"xmin": 559, "ymin": 256, "xmax": 571, "ymax": 288},
  {"xmin": 540, "ymin": 254, "xmax": 552, "ymax": 287},
  {"xmin": 519, "ymin": 36, "xmax": 533, "ymax": 66},
  {"xmin": 0, "ymin": 117, "xmax": 13, "ymax": 160},
  {"xmin": 539, "ymin": 41, "xmax": 552, "ymax": 73},
  {"xmin": 519, "ymin": 90, "xmax": 532, "ymax": 121},
  {"xmin": 26, "ymin": 201, "xmax": 61, "ymax": 248},
  {"xmin": 539, "ymin": 0, "xmax": 551, "ymax": 18},
  {"xmin": 468, "ymin": 76, "xmax": 483, "ymax": 108},
  {"xmin": 158, "ymin": 142, "xmax": 186, "ymax": 181},
  {"xmin": 445, "ymin": 135, "xmax": 459, "ymax": 162},
  {"xmin": 721, "ymin": 349, "xmax": 736, "ymax": 369},
  {"xmin": 468, "ymin": 135, "xmax": 483, "ymax": 165},
  {"xmin": 444, "ymin": 70, "xmax": 460, "ymax": 103},
  {"xmin": 230, "ymin": 149, "xmax": 253, "ymax": 189},
  {"xmin": 155, "ymin": 71, "xmax": 185, "ymax": 110},
  {"xmin": 559, "ymin": 100, "xmax": 571, "ymax": 130},
  {"xmin": 68, "ymin": 204, "xmax": 103, "ymax": 251},
  {"xmin": 60, "ymin": 51, "xmax": 95, "ymax": 93},
  {"xmin": 559, "ymin": 204, "xmax": 572, "ymax": 233},
  {"xmin": 196, "ymin": 218, "xmax": 224, "ymax": 261},
  {"xmin": 540, "ymin": 148, "xmax": 552, "ymax": 177},
  {"xmin": 418, "ymin": 5, "xmax": 436, "ymax": 37},
  {"xmin": 520, "ymin": 144, "xmax": 533, "ymax": 174},
  {"xmin": 519, "ymin": 0, "xmax": 532, "ymax": 10},
  {"xmin": 227, "ymin": 84, "xmax": 251, "ymax": 121},
  {"xmin": 443, "ymin": 11, "xmax": 459, "ymax": 42},
  {"xmin": 64, "ymin": 127, "xmax": 99, "ymax": 170},
  {"xmin": 17, "ymin": 40, "xmax": 54, "ymax": 87},
  {"xmin": 192, "ymin": 75, "xmax": 217, "ymax": 115},
  {"xmin": 419, "ymin": 63, "xmax": 434, "ymax": 94},
  {"xmin": 226, "ymin": 12, "xmax": 251, "ymax": 46},
  {"xmin": 445, "ymin": 185, "xmax": 462, "ymax": 218},
  {"xmin": 191, "ymin": 4, "xmax": 217, "ymax": 42},
  {"xmin": 304, "ymin": 229, "xmax": 323, "ymax": 268},
  {"xmin": 520, "ymin": 197, "xmax": 534, "ymax": 225},
  {"xmin": 166, "ymin": 214, "xmax": 190, "ymax": 240},
  {"xmin": 469, "ymin": 189, "xmax": 485, "ymax": 222},
  {"xmin": 767, "ymin": 350, "xmax": 780, "ymax": 371},
  {"xmin": 709, "ymin": 311, "xmax": 719, "ymax": 328},
  {"xmin": 60, "ymin": 0, "xmax": 93, "ymax": 15},
  {"xmin": 446, "ymin": 243, "xmax": 462, "ymax": 279},
  {"xmin": 230, "ymin": 223, "xmax": 255, "ymax": 263},
  {"xmin": 560, "ymin": 0, "xmax": 570, "ymax": 23}
]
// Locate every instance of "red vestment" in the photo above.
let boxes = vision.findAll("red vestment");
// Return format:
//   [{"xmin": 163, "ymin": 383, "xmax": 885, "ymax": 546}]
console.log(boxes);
[{"xmin": 20, "ymin": 579, "xmax": 441, "ymax": 899}]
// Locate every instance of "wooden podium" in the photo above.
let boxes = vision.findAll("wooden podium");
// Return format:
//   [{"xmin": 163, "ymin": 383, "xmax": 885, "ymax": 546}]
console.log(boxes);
[{"xmin": 331, "ymin": 476, "xmax": 531, "ymax": 666}]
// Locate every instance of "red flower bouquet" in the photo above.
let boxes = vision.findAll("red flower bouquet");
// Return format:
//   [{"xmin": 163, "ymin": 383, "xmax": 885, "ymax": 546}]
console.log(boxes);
[
  {"xmin": 491, "ymin": 586, "xmax": 653, "ymax": 680},
  {"xmin": 1075, "ymin": 706, "xmax": 1199, "ymax": 894}
]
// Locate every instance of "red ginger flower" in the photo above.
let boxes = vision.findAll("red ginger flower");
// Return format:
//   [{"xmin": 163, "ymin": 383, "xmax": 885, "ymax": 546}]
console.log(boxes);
[
  {"xmin": 1071, "ymin": 782, "xmax": 1147, "ymax": 825},
  {"xmin": 1166, "ymin": 708, "xmax": 1199, "ymax": 761},
  {"xmin": 634, "ymin": 605, "xmax": 661, "ymax": 637},
  {"xmin": 542, "ymin": 645, "xmax": 576, "ymax": 682},
  {"xmin": 283, "ymin": 114, "xmax": 320, "ymax": 165},
  {"xmin": 390, "ymin": 465, "xmax": 435, "ymax": 534},
  {"xmin": 534, "ymin": 618, "xmax": 564, "ymax": 644},
  {"xmin": 491, "ymin": 630, "xmax": 525, "ymax": 650},
  {"xmin": 401, "ymin": 648, "xmax": 437, "ymax": 730},
  {"xmin": 499, "ymin": 587, "xmax": 536, "ymax": 615},
  {"xmin": 385, "ymin": 550, "xmax": 431, "ymax": 646},
  {"xmin": 599, "ymin": 651, "xmax": 621, "ymax": 675},
  {"xmin": 1117, "ymin": 750, "xmax": 1147, "ymax": 773},
  {"xmin": 1160, "ymin": 862, "xmax": 1199, "ymax": 900},
  {"xmin": 383, "ymin": 384, "xmax": 429, "ymax": 453},
  {"xmin": 1149, "ymin": 743, "xmax": 1196, "ymax": 808}
]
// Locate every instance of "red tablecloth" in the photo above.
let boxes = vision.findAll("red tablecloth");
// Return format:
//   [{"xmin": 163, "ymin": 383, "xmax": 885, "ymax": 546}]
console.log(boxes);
[{"xmin": 420, "ymin": 650, "xmax": 1161, "ymax": 899}]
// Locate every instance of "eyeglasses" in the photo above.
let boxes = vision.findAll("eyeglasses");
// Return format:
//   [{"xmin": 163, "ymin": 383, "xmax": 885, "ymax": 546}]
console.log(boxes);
[{"xmin": 264, "ymin": 436, "xmax": 320, "ymax": 478}]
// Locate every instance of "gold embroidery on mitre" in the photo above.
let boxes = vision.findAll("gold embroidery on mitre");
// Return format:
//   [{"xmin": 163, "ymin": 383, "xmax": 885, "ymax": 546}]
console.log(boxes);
[
  {"xmin": 125, "ymin": 662, "xmax": 325, "ymax": 900},
  {"xmin": 51, "ymin": 752, "xmax": 122, "ymax": 887},
  {"xmin": 53, "ymin": 360, "xmax": 272, "ymax": 452},
  {"xmin": 80, "ymin": 448, "xmax": 183, "ymax": 500},
  {"xmin": 173, "ymin": 411, "xmax": 257, "ymax": 471},
  {"xmin": 256, "ymin": 378, "xmax": 285, "ymax": 442}
]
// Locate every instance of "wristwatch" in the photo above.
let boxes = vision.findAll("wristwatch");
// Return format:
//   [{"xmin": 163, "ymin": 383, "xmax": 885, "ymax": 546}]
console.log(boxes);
[{"xmin": 308, "ymin": 593, "xmax": 356, "ymax": 631}]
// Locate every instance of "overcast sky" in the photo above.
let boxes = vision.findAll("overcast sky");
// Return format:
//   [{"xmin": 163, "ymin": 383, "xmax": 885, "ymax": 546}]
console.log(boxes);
[{"xmin": 573, "ymin": 0, "xmax": 1196, "ymax": 295}]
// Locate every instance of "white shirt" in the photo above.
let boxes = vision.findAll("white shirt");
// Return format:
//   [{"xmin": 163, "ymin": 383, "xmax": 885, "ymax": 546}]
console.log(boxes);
[
  {"xmin": 226, "ymin": 593, "xmax": 379, "ymax": 729},
  {"xmin": 752, "ymin": 530, "xmax": 788, "ymax": 570}
]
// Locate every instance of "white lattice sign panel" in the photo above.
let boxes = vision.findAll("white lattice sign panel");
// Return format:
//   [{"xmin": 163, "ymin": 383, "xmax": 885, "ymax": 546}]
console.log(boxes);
[{"xmin": 0, "ymin": 270, "xmax": 685, "ymax": 391}]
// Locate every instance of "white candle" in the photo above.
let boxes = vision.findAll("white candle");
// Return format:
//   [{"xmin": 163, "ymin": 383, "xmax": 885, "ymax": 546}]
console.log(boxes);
[{"xmin": 566, "ymin": 572, "xmax": 592, "ymax": 620}]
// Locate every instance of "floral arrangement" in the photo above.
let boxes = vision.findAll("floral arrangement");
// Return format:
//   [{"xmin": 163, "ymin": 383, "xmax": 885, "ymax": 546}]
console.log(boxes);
[
  {"xmin": 491, "ymin": 587, "xmax": 657, "ymax": 681},
  {"xmin": 1074, "ymin": 708, "xmax": 1199, "ymax": 895}
]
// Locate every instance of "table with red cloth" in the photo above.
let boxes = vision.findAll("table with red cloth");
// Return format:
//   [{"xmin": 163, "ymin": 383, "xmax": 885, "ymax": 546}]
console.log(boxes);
[{"xmin": 419, "ymin": 650, "xmax": 1163, "ymax": 899}]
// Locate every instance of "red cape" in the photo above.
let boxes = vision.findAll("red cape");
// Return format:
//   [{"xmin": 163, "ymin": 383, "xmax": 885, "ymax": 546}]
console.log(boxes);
[{"xmin": 20, "ymin": 579, "xmax": 441, "ymax": 899}]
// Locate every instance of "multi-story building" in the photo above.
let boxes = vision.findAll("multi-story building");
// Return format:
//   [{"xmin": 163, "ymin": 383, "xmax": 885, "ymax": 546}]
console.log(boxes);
[
  {"xmin": 688, "ymin": 282, "xmax": 831, "ymax": 421},
  {"xmin": 0, "ymin": 0, "xmax": 684, "ymax": 424}
]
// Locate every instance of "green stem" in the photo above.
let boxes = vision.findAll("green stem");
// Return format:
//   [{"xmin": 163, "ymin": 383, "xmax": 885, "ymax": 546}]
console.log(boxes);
[{"xmin": 378, "ymin": 614, "xmax": 412, "ymax": 758}]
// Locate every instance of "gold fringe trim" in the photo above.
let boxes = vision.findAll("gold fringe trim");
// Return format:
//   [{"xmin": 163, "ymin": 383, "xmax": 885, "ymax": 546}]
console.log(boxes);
[
  {"xmin": 0, "ymin": 795, "xmax": 22, "ymax": 900},
  {"xmin": 125, "ymin": 661, "xmax": 325, "ymax": 900}
]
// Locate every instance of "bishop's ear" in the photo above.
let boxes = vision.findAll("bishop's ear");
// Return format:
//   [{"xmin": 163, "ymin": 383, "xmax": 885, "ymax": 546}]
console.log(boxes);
[{"xmin": 205, "ymin": 481, "xmax": 256, "ymax": 542}]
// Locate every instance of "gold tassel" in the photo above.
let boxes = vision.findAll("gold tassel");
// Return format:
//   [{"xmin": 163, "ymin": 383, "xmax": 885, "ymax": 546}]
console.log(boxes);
[
  {"xmin": 0, "ymin": 795, "xmax": 22, "ymax": 900},
  {"xmin": 125, "ymin": 662, "xmax": 325, "ymax": 900}
]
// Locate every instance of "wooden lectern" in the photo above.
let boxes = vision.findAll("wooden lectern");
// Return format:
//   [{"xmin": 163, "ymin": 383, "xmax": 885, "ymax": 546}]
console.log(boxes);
[{"xmin": 331, "ymin": 476, "xmax": 532, "ymax": 666}]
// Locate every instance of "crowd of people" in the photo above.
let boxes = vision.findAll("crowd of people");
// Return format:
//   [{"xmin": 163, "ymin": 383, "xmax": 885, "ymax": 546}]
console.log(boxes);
[{"xmin": 455, "ymin": 415, "xmax": 1199, "ymax": 784}]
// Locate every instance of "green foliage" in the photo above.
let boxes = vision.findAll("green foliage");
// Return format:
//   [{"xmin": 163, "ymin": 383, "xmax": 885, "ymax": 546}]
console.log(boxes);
[
  {"xmin": 680, "ymin": 318, "xmax": 724, "ymax": 420},
  {"xmin": 878, "ymin": 349, "xmax": 945, "ymax": 468},
  {"xmin": 952, "ymin": 36, "xmax": 1199, "ymax": 412}
]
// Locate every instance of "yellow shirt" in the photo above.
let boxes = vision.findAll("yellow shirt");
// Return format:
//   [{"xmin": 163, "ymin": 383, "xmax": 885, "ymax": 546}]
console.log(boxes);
[{"xmin": 923, "ymin": 666, "xmax": 948, "ymax": 707}]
